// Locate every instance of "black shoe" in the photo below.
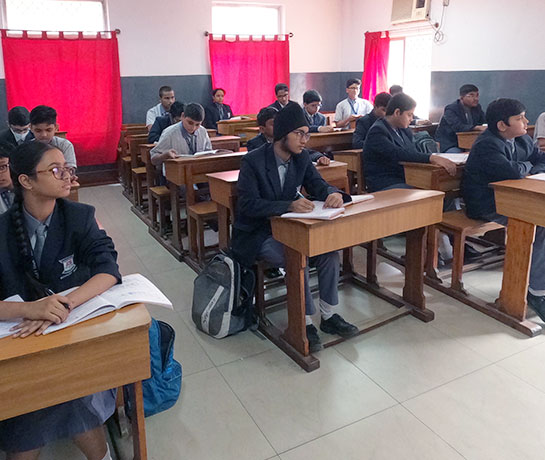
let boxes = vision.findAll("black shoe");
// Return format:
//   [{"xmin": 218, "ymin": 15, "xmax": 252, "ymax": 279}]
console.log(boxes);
[
  {"xmin": 527, "ymin": 292, "xmax": 545, "ymax": 322},
  {"xmin": 265, "ymin": 268, "xmax": 283, "ymax": 279},
  {"xmin": 464, "ymin": 243, "xmax": 481, "ymax": 261},
  {"xmin": 320, "ymin": 313, "xmax": 359, "ymax": 338},
  {"xmin": 306, "ymin": 324, "xmax": 323, "ymax": 353}
]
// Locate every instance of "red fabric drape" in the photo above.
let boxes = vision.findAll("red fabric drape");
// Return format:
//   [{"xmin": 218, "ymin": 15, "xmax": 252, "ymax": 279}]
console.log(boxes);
[
  {"xmin": 209, "ymin": 35, "xmax": 290, "ymax": 115},
  {"xmin": 1, "ymin": 31, "xmax": 122, "ymax": 166},
  {"xmin": 362, "ymin": 31, "xmax": 390, "ymax": 103}
]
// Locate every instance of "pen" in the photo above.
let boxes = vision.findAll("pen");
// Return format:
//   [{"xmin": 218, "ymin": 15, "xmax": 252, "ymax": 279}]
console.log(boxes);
[
  {"xmin": 45, "ymin": 288, "xmax": 71, "ymax": 311},
  {"xmin": 296, "ymin": 191, "xmax": 305, "ymax": 200}
]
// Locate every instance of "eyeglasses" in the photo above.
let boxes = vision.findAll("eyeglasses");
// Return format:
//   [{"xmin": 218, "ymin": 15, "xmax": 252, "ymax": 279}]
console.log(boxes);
[
  {"xmin": 292, "ymin": 130, "xmax": 311, "ymax": 141},
  {"xmin": 0, "ymin": 164, "xmax": 8, "ymax": 172},
  {"xmin": 347, "ymin": 86, "xmax": 360, "ymax": 90},
  {"xmin": 35, "ymin": 166, "xmax": 76, "ymax": 180}
]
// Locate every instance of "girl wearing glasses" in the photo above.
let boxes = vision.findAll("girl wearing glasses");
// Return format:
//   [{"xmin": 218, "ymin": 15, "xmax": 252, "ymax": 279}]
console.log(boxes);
[{"xmin": 0, "ymin": 142, "xmax": 119, "ymax": 459}]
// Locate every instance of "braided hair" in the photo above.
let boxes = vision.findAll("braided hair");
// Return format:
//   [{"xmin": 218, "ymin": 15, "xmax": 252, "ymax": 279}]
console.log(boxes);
[{"xmin": 9, "ymin": 142, "xmax": 57, "ymax": 300}]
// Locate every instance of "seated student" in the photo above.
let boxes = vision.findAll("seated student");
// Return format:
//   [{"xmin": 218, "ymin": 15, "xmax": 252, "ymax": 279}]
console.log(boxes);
[
  {"xmin": 0, "ymin": 141, "xmax": 120, "ymax": 460},
  {"xmin": 436, "ymin": 84, "xmax": 486, "ymax": 152},
  {"xmin": 269, "ymin": 83, "xmax": 291, "ymax": 111},
  {"xmin": 389, "ymin": 85, "xmax": 403, "ymax": 96},
  {"xmin": 150, "ymin": 103, "xmax": 212, "ymax": 167},
  {"xmin": 148, "ymin": 101, "xmax": 184, "ymax": 143},
  {"xmin": 461, "ymin": 98, "xmax": 545, "ymax": 318},
  {"xmin": 0, "ymin": 142, "xmax": 14, "ymax": 215},
  {"xmin": 302, "ymin": 90, "xmax": 333, "ymax": 133},
  {"xmin": 334, "ymin": 78, "xmax": 373, "ymax": 130},
  {"xmin": 204, "ymin": 88, "xmax": 233, "ymax": 130},
  {"xmin": 353, "ymin": 92, "xmax": 391, "ymax": 149},
  {"xmin": 30, "ymin": 105, "xmax": 77, "ymax": 168},
  {"xmin": 146, "ymin": 86, "xmax": 176, "ymax": 131},
  {"xmin": 534, "ymin": 112, "xmax": 545, "ymax": 151},
  {"xmin": 248, "ymin": 106, "xmax": 330, "ymax": 165},
  {"xmin": 0, "ymin": 106, "xmax": 35, "ymax": 147},
  {"xmin": 231, "ymin": 102, "xmax": 357, "ymax": 352},
  {"xmin": 363, "ymin": 93, "xmax": 456, "ymax": 192}
]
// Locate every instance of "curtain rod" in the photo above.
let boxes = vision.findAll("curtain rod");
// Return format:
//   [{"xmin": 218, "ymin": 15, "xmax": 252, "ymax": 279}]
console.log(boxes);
[
  {"xmin": 204, "ymin": 31, "xmax": 293, "ymax": 37},
  {"xmin": 1, "ymin": 28, "xmax": 120, "ymax": 34}
]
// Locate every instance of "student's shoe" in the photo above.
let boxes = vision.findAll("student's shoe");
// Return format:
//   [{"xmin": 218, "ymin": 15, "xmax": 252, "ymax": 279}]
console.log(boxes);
[
  {"xmin": 265, "ymin": 268, "xmax": 283, "ymax": 279},
  {"xmin": 464, "ymin": 243, "xmax": 481, "ymax": 261},
  {"xmin": 306, "ymin": 324, "xmax": 323, "ymax": 353},
  {"xmin": 320, "ymin": 314, "xmax": 359, "ymax": 338},
  {"xmin": 527, "ymin": 292, "xmax": 545, "ymax": 322}
]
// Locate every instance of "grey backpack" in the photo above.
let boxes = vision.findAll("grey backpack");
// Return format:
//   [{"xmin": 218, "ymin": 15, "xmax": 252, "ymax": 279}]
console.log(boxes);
[{"xmin": 192, "ymin": 252, "xmax": 256, "ymax": 339}]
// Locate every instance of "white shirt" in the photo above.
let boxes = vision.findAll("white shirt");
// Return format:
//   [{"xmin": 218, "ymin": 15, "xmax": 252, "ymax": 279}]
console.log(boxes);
[
  {"xmin": 334, "ymin": 97, "xmax": 373, "ymax": 129},
  {"xmin": 37, "ymin": 136, "xmax": 77, "ymax": 168},
  {"xmin": 146, "ymin": 103, "xmax": 168, "ymax": 127},
  {"xmin": 535, "ymin": 112, "xmax": 545, "ymax": 141}
]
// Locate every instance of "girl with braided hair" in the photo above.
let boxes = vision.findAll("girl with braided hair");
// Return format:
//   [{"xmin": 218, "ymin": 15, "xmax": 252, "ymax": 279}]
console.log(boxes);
[{"xmin": 0, "ymin": 142, "xmax": 120, "ymax": 459}]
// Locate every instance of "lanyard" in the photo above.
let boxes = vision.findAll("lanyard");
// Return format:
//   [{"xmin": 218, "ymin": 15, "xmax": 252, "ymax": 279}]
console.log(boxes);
[{"xmin": 348, "ymin": 98, "xmax": 358, "ymax": 115}]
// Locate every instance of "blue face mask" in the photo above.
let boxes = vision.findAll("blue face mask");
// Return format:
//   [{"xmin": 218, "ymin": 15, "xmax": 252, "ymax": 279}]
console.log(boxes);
[{"xmin": 11, "ymin": 129, "xmax": 29, "ymax": 143}]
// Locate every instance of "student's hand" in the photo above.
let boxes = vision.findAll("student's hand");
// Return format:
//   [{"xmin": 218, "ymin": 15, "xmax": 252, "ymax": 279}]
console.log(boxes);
[
  {"xmin": 164, "ymin": 149, "xmax": 178, "ymax": 160},
  {"xmin": 324, "ymin": 192, "xmax": 344, "ymax": 208},
  {"xmin": 474, "ymin": 125, "xmax": 487, "ymax": 131},
  {"xmin": 11, "ymin": 320, "xmax": 53, "ymax": 338},
  {"xmin": 430, "ymin": 155, "xmax": 457, "ymax": 176},
  {"xmin": 318, "ymin": 126, "xmax": 334, "ymax": 133},
  {"xmin": 22, "ymin": 295, "xmax": 72, "ymax": 324},
  {"xmin": 70, "ymin": 175, "xmax": 79, "ymax": 187},
  {"xmin": 349, "ymin": 115, "xmax": 361, "ymax": 122},
  {"xmin": 316, "ymin": 156, "xmax": 330, "ymax": 166},
  {"xmin": 289, "ymin": 197, "xmax": 315, "ymax": 213}
]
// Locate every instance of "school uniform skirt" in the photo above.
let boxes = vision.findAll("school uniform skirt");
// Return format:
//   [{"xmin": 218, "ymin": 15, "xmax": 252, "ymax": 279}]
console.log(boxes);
[{"xmin": 0, "ymin": 388, "xmax": 116, "ymax": 453}]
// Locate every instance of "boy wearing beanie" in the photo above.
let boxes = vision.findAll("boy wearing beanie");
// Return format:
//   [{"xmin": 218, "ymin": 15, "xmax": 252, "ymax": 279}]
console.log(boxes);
[{"xmin": 231, "ymin": 102, "xmax": 358, "ymax": 352}]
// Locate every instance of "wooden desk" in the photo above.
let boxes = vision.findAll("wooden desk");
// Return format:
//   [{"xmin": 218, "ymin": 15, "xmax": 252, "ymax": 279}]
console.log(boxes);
[
  {"xmin": 457, "ymin": 126, "xmax": 536, "ymax": 150},
  {"xmin": 402, "ymin": 162, "xmax": 464, "ymax": 192},
  {"xmin": 207, "ymin": 162, "xmax": 349, "ymax": 250},
  {"xmin": 216, "ymin": 118, "xmax": 257, "ymax": 136},
  {"xmin": 238, "ymin": 127, "xmax": 260, "ymax": 144},
  {"xmin": 268, "ymin": 189, "xmax": 444, "ymax": 370},
  {"xmin": 493, "ymin": 178, "xmax": 545, "ymax": 336},
  {"xmin": 68, "ymin": 184, "xmax": 80, "ymax": 202},
  {"xmin": 210, "ymin": 135, "xmax": 241, "ymax": 152},
  {"xmin": 0, "ymin": 304, "xmax": 151, "ymax": 459},
  {"xmin": 306, "ymin": 130, "xmax": 354, "ymax": 153},
  {"xmin": 333, "ymin": 149, "xmax": 363, "ymax": 194},
  {"xmin": 410, "ymin": 123, "xmax": 438, "ymax": 136},
  {"xmin": 206, "ymin": 129, "xmax": 217, "ymax": 138}
]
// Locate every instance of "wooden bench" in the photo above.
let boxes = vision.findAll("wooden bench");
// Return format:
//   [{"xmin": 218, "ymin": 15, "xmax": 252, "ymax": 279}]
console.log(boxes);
[
  {"xmin": 332, "ymin": 149, "xmax": 364, "ymax": 194},
  {"xmin": 306, "ymin": 130, "xmax": 354, "ymax": 154}
]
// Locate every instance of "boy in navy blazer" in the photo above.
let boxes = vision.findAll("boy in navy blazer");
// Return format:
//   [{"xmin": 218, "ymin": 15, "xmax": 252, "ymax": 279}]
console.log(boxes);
[
  {"xmin": 462, "ymin": 98, "xmax": 545, "ymax": 319},
  {"xmin": 353, "ymin": 92, "xmax": 391, "ymax": 149},
  {"xmin": 268, "ymin": 83, "xmax": 291, "ymax": 111},
  {"xmin": 363, "ymin": 93, "xmax": 456, "ymax": 192},
  {"xmin": 231, "ymin": 102, "xmax": 357, "ymax": 352},
  {"xmin": 302, "ymin": 90, "xmax": 333, "ymax": 133},
  {"xmin": 0, "ymin": 106, "xmax": 34, "ymax": 147},
  {"xmin": 204, "ymin": 88, "xmax": 233, "ymax": 130},
  {"xmin": 436, "ymin": 84, "xmax": 486, "ymax": 152},
  {"xmin": 148, "ymin": 101, "xmax": 184, "ymax": 143}
]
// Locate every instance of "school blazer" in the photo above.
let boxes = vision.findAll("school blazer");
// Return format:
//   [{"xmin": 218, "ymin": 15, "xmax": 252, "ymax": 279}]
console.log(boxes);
[
  {"xmin": 363, "ymin": 118, "xmax": 431, "ymax": 192},
  {"xmin": 230, "ymin": 143, "xmax": 350, "ymax": 267},
  {"xmin": 0, "ymin": 129, "xmax": 34, "ymax": 148},
  {"xmin": 461, "ymin": 129, "xmax": 545, "ymax": 219},
  {"xmin": 436, "ymin": 99, "xmax": 486, "ymax": 152},
  {"xmin": 0, "ymin": 199, "xmax": 121, "ymax": 300},
  {"xmin": 352, "ymin": 112, "xmax": 379, "ymax": 149},
  {"xmin": 204, "ymin": 103, "xmax": 233, "ymax": 130},
  {"xmin": 148, "ymin": 114, "xmax": 173, "ymax": 143}
]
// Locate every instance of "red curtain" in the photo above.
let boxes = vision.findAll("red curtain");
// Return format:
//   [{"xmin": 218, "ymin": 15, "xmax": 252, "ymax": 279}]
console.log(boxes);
[
  {"xmin": 209, "ymin": 35, "xmax": 290, "ymax": 115},
  {"xmin": 362, "ymin": 31, "xmax": 390, "ymax": 103},
  {"xmin": 1, "ymin": 31, "xmax": 122, "ymax": 166}
]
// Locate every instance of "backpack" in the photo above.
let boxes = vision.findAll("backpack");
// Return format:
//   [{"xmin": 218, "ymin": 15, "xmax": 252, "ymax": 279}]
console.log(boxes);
[
  {"xmin": 141, "ymin": 319, "xmax": 182, "ymax": 417},
  {"xmin": 414, "ymin": 131, "xmax": 439, "ymax": 154},
  {"xmin": 192, "ymin": 251, "xmax": 256, "ymax": 339}
]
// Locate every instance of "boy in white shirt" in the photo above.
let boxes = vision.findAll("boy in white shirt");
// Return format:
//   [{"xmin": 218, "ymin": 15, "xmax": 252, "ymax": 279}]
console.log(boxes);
[{"xmin": 334, "ymin": 78, "xmax": 373, "ymax": 130}]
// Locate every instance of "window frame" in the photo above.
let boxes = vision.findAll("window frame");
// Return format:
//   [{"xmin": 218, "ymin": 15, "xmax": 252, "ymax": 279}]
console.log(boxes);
[{"xmin": 211, "ymin": 1, "xmax": 284, "ymax": 36}]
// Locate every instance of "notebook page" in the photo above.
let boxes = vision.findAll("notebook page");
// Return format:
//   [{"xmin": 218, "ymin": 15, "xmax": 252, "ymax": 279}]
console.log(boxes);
[{"xmin": 281, "ymin": 201, "xmax": 345, "ymax": 220}]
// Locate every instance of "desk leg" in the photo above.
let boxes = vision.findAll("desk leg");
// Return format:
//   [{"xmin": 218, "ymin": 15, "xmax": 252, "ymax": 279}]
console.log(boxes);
[
  {"xmin": 128, "ymin": 382, "xmax": 148, "ymax": 460},
  {"xmin": 497, "ymin": 218, "xmax": 535, "ymax": 320},
  {"xmin": 217, "ymin": 204, "xmax": 229, "ymax": 250},
  {"xmin": 168, "ymin": 181, "xmax": 182, "ymax": 253},
  {"xmin": 403, "ymin": 227, "xmax": 434, "ymax": 322}
]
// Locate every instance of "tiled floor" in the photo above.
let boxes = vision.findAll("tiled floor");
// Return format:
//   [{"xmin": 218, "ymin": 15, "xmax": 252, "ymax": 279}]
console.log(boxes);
[{"xmin": 5, "ymin": 183, "xmax": 545, "ymax": 460}]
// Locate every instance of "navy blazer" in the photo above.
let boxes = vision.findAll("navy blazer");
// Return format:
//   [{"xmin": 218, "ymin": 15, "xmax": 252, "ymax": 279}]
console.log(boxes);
[
  {"xmin": 204, "ymin": 103, "xmax": 233, "ymax": 130},
  {"xmin": 246, "ymin": 133, "xmax": 268, "ymax": 152},
  {"xmin": 305, "ymin": 111, "xmax": 327, "ymax": 133},
  {"xmin": 268, "ymin": 100, "xmax": 293, "ymax": 112},
  {"xmin": 353, "ymin": 112, "xmax": 379, "ymax": 149},
  {"xmin": 363, "ymin": 118, "xmax": 431, "ymax": 192},
  {"xmin": 230, "ymin": 143, "xmax": 350, "ymax": 267},
  {"xmin": 148, "ymin": 114, "xmax": 174, "ymax": 143},
  {"xmin": 462, "ymin": 129, "xmax": 545, "ymax": 219},
  {"xmin": 0, "ymin": 199, "xmax": 120, "ymax": 301},
  {"xmin": 436, "ymin": 99, "xmax": 486, "ymax": 152},
  {"xmin": 0, "ymin": 129, "xmax": 34, "ymax": 148}
]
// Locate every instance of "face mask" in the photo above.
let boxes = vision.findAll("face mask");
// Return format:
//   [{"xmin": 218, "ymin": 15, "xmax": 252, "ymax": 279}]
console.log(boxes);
[{"xmin": 11, "ymin": 129, "xmax": 29, "ymax": 143}]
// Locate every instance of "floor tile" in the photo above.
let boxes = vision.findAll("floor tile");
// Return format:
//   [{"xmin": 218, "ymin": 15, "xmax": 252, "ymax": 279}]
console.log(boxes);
[
  {"xmin": 405, "ymin": 364, "xmax": 545, "ymax": 460},
  {"xmin": 336, "ymin": 315, "xmax": 489, "ymax": 401},
  {"xmin": 219, "ymin": 348, "xmax": 396, "ymax": 453},
  {"xmin": 498, "ymin": 340, "xmax": 545, "ymax": 393},
  {"xmin": 133, "ymin": 240, "xmax": 184, "ymax": 274},
  {"xmin": 280, "ymin": 405, "xmax": 464, "ymax": 460},
  {"xmin": 145, "ymin": 368, "xmax": 275, "ymax": 460},
  {"xmin": 152, "ymin": 266, "xmax": 197, "ymax": 313}
]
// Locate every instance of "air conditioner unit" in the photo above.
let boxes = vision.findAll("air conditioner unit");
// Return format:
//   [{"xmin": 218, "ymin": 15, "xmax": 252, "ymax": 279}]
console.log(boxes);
[{"xmin": 391, "ymin": 0, "xmax": 431, "ymax": 24}]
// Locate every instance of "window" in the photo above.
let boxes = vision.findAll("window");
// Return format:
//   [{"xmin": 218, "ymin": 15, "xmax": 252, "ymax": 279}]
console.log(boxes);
[
  {"xmin": 212, "ymin": 3, "xmax": 281, "ymax": 36},
  {"xmin": 387, "ymin": 34, "xmax": 432, "ymax": 118},
  {"xmin": 4, "ymin": 0, "xmax": 108, "ymax": 32}
]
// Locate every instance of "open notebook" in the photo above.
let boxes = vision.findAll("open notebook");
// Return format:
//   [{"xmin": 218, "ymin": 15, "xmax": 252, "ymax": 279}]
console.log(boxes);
[
  {"xmin": 280, "ymin": 194, "xmax": 374, "ymax": 220},
  {"xmin": 527, "ymin": 173, "xmax": 545, "ymax": 181},
  {"xmin": 0, "ymin": 274, "xmax": 172, "ymax": 338},
  {"xmin": 435, "ymin": 153, "xmax": 469, "ymax": 164}
]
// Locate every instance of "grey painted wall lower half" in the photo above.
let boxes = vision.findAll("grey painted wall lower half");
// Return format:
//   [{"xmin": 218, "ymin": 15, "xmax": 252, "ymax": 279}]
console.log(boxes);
[{"xmin": 430, "ymin": 70, "xmax": 545, "ymax": 124}]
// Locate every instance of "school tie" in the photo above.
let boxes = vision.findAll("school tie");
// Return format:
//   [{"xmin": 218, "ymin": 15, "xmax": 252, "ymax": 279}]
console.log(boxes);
[
  {"xmin": 33, "ymin": 224, "xmax": 47, "ymax": 267},
  {"xmin": 0, "ymin": 190, "xmax": 10, "ymax": 209}
]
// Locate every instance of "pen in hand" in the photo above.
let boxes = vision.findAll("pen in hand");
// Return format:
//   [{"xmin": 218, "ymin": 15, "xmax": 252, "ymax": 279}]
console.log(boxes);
[{"xmin": 45, "ymin": 288, "xmax": 71, "ymax": 311}]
